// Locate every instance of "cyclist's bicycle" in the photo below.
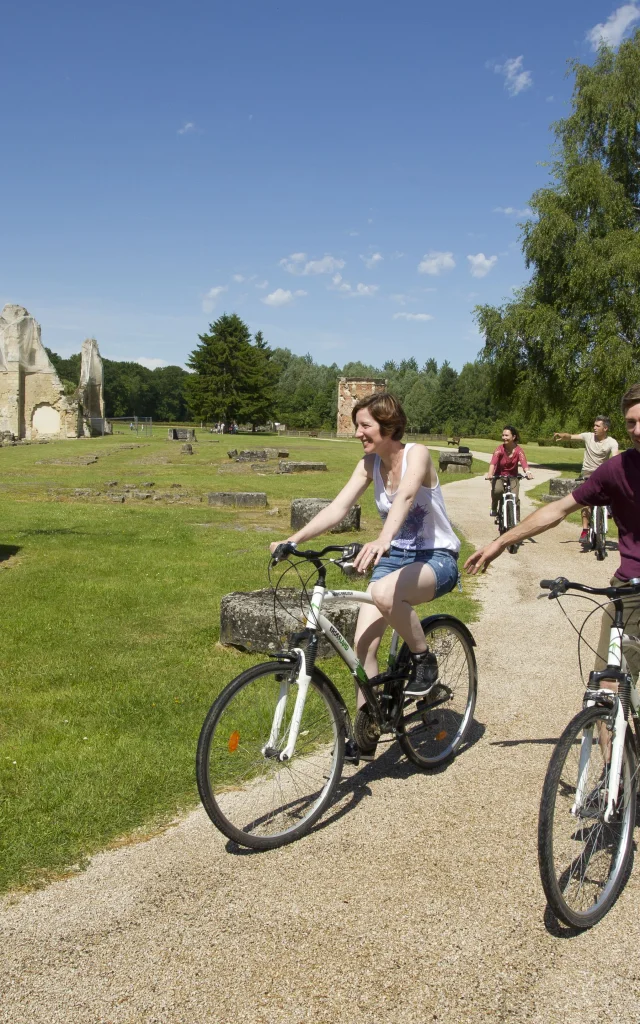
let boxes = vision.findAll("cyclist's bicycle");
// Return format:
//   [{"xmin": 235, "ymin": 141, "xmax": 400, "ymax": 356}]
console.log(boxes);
[
  {"xmin": 494, "ymin": 474, "xmax": 525, "ymax": 555},
  {"xmin": 582, "ymin": 503, "xmax": 608, "ymax": 561},
  {"xmin": 196, "ymin": 542, "xmax": 477, "ymax": 850},
  {"xmin": 537, "ymin": 575, "xmax": 640, "ymax": 928}
]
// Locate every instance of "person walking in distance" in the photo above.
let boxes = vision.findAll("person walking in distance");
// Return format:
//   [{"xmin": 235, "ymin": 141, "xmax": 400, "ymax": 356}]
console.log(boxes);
[
  {"xmin": 554, "ymin": 416, "xmax": 619, "ymax": 547},
  {"xmin": 486, "ymin": 425, "xmax": 533, "ymax": 519}
]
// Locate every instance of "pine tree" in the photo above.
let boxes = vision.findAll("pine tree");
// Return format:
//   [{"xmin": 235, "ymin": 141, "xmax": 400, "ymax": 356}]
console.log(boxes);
[{"xmin": 184, "ymin": 314, "xmax": 254, "ymax": 425}]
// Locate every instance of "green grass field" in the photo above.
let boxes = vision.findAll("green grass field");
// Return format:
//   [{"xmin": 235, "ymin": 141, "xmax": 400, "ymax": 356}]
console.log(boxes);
[{"xmin": 0, "ymin": 432, "xmax": 483, "ymax": 892}]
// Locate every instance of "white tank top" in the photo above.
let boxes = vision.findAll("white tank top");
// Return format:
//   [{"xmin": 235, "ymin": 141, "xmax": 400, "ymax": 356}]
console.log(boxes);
[{"xmin": 373, "ymin": 443, "xmax": 460, "ymax": 554}]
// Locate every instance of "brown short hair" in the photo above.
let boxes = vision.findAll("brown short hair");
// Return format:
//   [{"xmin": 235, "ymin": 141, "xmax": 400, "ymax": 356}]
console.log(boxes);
[
  {"xmin": 351, "ymin": 392, "xmax": 407, "ymax": 441},
  {"xmin": 621, "ymin": 384, "xmax": 640, "ymax": 416}
]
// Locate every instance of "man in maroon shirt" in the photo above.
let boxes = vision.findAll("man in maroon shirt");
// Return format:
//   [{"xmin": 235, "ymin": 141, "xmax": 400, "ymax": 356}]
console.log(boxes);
[{"xmin": 465, "ymin": 384, "xmax": 640, "ymax": 672}]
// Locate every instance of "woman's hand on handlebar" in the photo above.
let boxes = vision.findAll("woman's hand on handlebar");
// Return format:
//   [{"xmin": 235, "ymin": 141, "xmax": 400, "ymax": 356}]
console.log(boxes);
[
  {"xmin": 526, "ymin": 471, "xmax": 533, "ymax": 480},
  {"xmin": 485, "ymin": 473, "xmax": 492, "ymax": 481},
  {"xmin": 353, "ymin": 538, "xmax": 389, "ymax": 573}
]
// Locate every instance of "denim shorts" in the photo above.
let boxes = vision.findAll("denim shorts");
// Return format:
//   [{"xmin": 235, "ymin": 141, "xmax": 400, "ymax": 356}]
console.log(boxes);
[{"xmin": 370, "ymin": 546, "xmax": 459, "ymax": 598}]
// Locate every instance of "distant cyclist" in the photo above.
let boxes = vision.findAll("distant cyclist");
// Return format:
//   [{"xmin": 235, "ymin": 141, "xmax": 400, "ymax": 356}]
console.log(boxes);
[
  {"xmin": 553, "ymin": 416, "xmax": 619, "ymax": 546},
  {"xmin": 486, "ymin": 426, "xmax": 533, "ymax": 519}
]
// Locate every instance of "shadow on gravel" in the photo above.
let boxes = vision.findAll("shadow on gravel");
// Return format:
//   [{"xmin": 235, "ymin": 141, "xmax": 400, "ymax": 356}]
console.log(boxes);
[
  {"xmin": 224, "ymin": 719, "xmax": 486, "ymax": 856},
  {"xmin": 490, "ymin": 737, "xmax": 560, "ymax": 748}
]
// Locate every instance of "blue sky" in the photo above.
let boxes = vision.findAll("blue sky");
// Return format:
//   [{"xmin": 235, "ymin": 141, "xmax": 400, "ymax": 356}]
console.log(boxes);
[{"xmin": 2, "ymin": 1, "xmax": 638, "ymax": 370}]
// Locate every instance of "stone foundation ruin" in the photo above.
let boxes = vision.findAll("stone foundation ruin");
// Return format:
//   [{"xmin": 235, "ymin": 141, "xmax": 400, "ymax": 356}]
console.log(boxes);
[
  {"xmin": 0, "ymin": 304, "xmax": 105, "ymax": 440},
  {"xmin": 336, "ymin": 377, "xmax": 387, "ymax": 437}
]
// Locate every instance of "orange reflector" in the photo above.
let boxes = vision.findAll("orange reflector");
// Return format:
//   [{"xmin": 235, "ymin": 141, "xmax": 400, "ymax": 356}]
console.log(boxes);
[
  {"xmin": 436, "ymin": 730, "xmax": 447, "ymax": 741},
  {"xmin": 228, "ymin": 731, "xmax": 240, "ymax": 752}
]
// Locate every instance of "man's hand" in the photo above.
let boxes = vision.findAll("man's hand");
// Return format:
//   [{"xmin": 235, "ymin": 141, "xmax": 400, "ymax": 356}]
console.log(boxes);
[
  {"xmin": 464, "ymin": 538, "xmax": 504, "ymax": 575},
  {"xmin": 353, "ymin": 538, "xmax": 389, "ymax": 573},
  {"xmin": 553, "ymin": 432, "xmax": 568, "ymax": 442}
]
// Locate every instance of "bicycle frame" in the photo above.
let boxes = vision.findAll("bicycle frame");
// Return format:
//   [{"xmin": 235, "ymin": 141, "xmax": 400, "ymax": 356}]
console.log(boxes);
[
  {"xmin": 268, "ymin": 582, "xmax": 404, "ymax": 762},
  {"xmin": 578, "ymin": 613, "xmax": 640, "ymax": 823}
]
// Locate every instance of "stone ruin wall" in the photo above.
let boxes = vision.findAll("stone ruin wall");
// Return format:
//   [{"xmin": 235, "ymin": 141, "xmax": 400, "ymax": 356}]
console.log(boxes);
[
  {"xmin": 0, "ymin": 304, "xmax": 105, "ymax": 440},
  {"xmin": 336, "ymin": 377, "xmax": 388, "ymax": 436}
]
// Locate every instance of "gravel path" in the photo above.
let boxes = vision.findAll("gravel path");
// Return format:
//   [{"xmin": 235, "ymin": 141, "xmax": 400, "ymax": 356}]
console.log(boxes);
[{"xmin": 3, "ymin": 465, "xmax": 640, "ymax": 1024}]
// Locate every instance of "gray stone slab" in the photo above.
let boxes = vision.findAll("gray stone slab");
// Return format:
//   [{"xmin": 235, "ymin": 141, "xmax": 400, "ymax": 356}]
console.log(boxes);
[
  {"xmin": 279, "ymin": 461, "xmax": 327, "ymax": 473},
  {"xmin": 438, "ymin": 452, "xmax": 473, "ymax": 472},
  {"xmin": 290, "ymin": 498, "xmax": 360, "ymax": 533},
  {"xmin": 549, "ymin": 477, "xmax": 580, "ymax": 496},
  {"xmin": 220, "ymin": 588, "xmax": 358, "ymax": 657},
  {"xmin": 207, "ymin": 491, "xmax": 268, "ymax": 508}
]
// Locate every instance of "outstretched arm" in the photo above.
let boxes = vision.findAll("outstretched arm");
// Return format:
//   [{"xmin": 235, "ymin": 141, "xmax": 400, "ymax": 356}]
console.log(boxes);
[
  {"xmin": 553, "ymin": 432, "xmax": 584, "ymax": 442},
  {"xmin": 464, "ymin": 494, "xmax": 582, "ymax": 574}
]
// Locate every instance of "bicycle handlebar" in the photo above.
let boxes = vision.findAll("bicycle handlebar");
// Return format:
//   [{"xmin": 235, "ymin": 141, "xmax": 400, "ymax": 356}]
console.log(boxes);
[
  {"xmin": 271, "ymin": 542, "xmax": 363, "ymax": 565},
  {"xmin": 540, "ymin": 576, "xmax": 640, "ymax": 599}
]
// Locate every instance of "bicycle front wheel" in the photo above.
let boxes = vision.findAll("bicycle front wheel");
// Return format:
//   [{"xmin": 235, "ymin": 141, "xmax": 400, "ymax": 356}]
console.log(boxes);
[
  {"xmin": 595, "ymin": 506, "xmax": 607, "ymax": 561},
  {"xmin": 538, "ymin": 705, "xmax": 637, "ymax": 929},
  {"xmin": 196, "ymin": 661, "xmax": 345, "ymax": 850},
  {"xmin": 506, "ymin": 498, "xmax": 518, "ymax": 554},
  {"xmin": 398, "ymin": 616, "xmax": 477, "ymax": 768}
]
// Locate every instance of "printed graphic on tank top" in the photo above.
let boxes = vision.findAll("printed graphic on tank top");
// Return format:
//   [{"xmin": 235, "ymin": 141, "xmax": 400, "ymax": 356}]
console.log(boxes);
[{"xmin": 373, "ymin": 443, "xmax": 460, "ymax": 554}]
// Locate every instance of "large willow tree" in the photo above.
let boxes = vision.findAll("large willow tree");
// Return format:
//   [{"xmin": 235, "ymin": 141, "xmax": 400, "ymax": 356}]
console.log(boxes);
[{"xmin": 476, "ymin": 32, "xmax": 640, "ymax": 430}]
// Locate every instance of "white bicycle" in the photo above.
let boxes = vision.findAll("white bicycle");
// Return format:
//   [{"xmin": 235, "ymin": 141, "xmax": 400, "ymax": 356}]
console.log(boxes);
[
  {"xmin": 494, "ymin": 474, "xmax": 526, "ymax": 555},
  {"xmin": 196, "ymin": 542, "xmax": 477, "ymax": 850},
  {"xmin": 538, "ymin": 575, "xmax": 640, "ymax": 928}
]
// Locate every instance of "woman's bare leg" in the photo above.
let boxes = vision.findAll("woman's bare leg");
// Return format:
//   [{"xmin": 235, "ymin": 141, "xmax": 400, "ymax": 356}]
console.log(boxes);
[
  {"xmin": 354, "ymin": 600, "xmax": 388, "ymax": 708},
  {"xmin": 369, "ymin": 562, "xmax": 437, "ymax": 653}
]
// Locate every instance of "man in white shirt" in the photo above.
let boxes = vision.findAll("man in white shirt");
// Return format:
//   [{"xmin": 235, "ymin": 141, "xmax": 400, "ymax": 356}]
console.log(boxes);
[{"xmin": 554, "ymin": 415, "xmax": 619, "ymax": 544}]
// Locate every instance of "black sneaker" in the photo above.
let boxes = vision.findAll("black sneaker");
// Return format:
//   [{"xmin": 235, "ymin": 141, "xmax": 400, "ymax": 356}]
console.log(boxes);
[{"xmin": 405, "ymin": 652, "xmax": 438, "ymax": 696}]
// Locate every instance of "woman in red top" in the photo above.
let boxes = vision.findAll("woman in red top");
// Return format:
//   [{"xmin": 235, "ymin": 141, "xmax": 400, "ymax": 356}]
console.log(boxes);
[{"xmin": 486, "ymin": 425, "xmax": 533, "ymax": 517}]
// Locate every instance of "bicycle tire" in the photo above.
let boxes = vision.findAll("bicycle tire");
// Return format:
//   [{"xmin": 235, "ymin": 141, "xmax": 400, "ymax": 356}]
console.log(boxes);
[
  {"xmin": 506, "ymin": 497, "xmax": 518, "ymax": 554},
  {"xmin": 595, "ymin": 506, "xmax": 607, "ymax": 561},
  {"xmin": 538, "ymin": 704, "xmax": 637, "ymax": 929},
  {"xmin": 397, "ymin": 616, "xmax": 477, "ymax": 768},
  {"xmin": 196, "ymin": 660, "xmax": 345, "ymax": 850}
]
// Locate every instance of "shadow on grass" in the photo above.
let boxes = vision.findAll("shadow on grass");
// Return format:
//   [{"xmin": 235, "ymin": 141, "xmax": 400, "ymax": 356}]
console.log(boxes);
[
  {"xmin": 17, "ymin": 529, "xmax": 89, "ymax": 537},
  {"xmin": 0, "ymin": 544, "xmax": 20, "ymax": 562},
  {"xmin": 225, "ymin": 717, "xmax": 486, "ymax": 856}
]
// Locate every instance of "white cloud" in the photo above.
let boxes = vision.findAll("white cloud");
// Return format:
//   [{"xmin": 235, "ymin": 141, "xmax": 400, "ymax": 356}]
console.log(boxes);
[
  {"xmin": 587, "ymin": 4, "xmax": 640, "ymax": 49},
  {"xmin": 262, "ymin": 288, "xmax": 307, "ymax": 307},
  {"xmin": 491, "ymin": 56, "xmax": 533, "ymax": 97},
  {"xmin": 280, "ymin": 253, "xmax": 345, "ymax": 276},
  {"xmin": 467, "ymin": 253, "xmax": 498, "ymax": 278},
  {"xmin": 255, "ymin": 279, "xmax": 269, "ymax": 289},
  {"xmin": 391, "ymin": 293, "xmax": 408, "ymax": 305},
  {"xmin": 202, "ymin": 284, "xmax": 228, "ymax": 313},
  {"xmin": 178, "ymin": 121, "xmax": 196, "ymax": 134},
  {"xmin": 232, "ymin": 274, "xmax": 245, "ymax": 283},
  {"xmin": 390, "ymin": 251, "xmax": 405, "ymax": 260},
  {"xmin": 330, "ymin": 276, "xmax": 378, "ymax": 297},
  {"xmin": 135, "ymin": 357, "xmax": 169, "ymax": 369},
  {"xmin": 418, "ymin": 251, "xmax": 456, "ymax": 275},
  {"xmin": 360, "ymin": 252, "xmax": 383, "ymax": 269},
  {"xmin": 393, "ymin": 313, "xmax": 434, "ymax": 322},
  {"xmin": 493, "ymin": 206, "xmax": 533, "ymax": 216}
]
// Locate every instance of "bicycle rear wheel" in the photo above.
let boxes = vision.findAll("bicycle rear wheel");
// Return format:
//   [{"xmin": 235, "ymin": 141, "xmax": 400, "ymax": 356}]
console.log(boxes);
[
  {"xmin": 398, "ymin": 616, "xmax": 477, "ymax": 768},
  {"xmin": 196, "ymin": 661, "xmax": 345, "ymax": 850},
  {"xmin": 595, "ymin": 506, "xmax": 607, "ymax": 561},
  {"xmin": 538, "ymin": 704, "xmax": 637, "ymax": 928}
]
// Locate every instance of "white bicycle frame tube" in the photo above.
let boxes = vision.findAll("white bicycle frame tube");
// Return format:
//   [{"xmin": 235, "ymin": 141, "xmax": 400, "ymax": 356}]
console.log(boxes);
[
  {"xmin": 579, "ymin": 625, "xmax": 640, "ymax": 822},
  {"xmin": 273, "ymin": 584, "xmax": 392, "ymax": 762}
]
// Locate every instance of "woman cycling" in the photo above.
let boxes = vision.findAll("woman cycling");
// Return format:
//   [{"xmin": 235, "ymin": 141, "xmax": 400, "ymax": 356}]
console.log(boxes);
[
  {"xmin": 270, "ymin": 393, "xmax": 459, "ymax": 701},
  {"xmin": 486, "ymin": 425, "xmax": 532, "ymax": 519}
]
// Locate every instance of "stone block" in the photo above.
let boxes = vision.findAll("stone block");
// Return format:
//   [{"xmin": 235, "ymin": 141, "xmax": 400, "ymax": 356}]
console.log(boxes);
[
  {"xmin": 181, "ymin": 443, "xmax": 193, "ymax": 454},
  {"xmin": 279, "ymin": 461, "xmax": 327, "ymax": 473},
  {"xmin": 438, "ymin": 452, "xmax": 473, "ymax": 473},
  {"xmin": 207, "ymin": 491, "xmax": 268, "ymax": 508},
  {"xmin": 74, "ymin": 488, "xmax": 92, "ymax": 496},
  {"xmin": 168, "ymin": 428, "xmax": 196, "ymax": 441},
  {"xmin": 549, "ymin": 478, "xmax": 580, "ymax": 497},
  {"xmin": 131, "ymin": 490, "xmax": 153, "ymax": 500},
  {"xmin": 290, "ymin": 498, "xmax": 360, "ymax": 533},
  {"xmin": 220, "ymin": 588, "xmax": 359, "ymax": 658}
]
